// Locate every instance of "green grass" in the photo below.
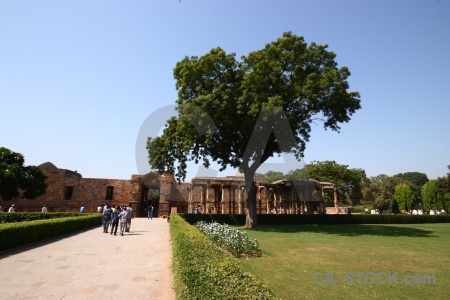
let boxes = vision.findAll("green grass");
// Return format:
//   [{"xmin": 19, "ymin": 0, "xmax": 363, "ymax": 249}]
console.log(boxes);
[{"xmin": 237, "ymin": 223, "xmax": 450, "ymax": 300}]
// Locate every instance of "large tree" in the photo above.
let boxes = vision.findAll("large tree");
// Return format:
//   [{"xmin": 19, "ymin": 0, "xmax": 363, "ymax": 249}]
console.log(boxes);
[
  {"xmin": 0, "ymin": 147, "xmax": 48, "ymax": 201},
  {"xmin": 148, "ymin": 32, "xmax": 361, "ymax": 227}
]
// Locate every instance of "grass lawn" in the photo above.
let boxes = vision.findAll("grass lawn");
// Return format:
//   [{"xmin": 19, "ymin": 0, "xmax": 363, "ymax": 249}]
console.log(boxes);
[{"xmin": 237, "ymin": 223, "xmax": 450, "ymax": 300}]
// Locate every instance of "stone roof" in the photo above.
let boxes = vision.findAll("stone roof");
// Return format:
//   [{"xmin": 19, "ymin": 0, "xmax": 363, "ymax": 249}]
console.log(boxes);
[{"xmin": 38, "ymin": 162, "xmax": 58, "ymax": 169}]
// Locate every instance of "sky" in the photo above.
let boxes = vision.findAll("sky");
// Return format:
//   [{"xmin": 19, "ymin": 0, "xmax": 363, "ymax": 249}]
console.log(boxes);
[{"xmin": 1, "ymin": 0, "xmax": 449, "ymax": 182}]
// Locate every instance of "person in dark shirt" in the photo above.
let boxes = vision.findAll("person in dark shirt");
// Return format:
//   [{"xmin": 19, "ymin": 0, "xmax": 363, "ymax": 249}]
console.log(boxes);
[{"xmin": 110, "ymin": 206, "xmax": 121, "ymax": 236}]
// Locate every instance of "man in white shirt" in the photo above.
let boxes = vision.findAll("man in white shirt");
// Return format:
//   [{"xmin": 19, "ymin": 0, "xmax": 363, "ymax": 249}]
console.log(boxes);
[{"xmin": 125, "ymin": 205, "xmax": 134, "ymax": 233}]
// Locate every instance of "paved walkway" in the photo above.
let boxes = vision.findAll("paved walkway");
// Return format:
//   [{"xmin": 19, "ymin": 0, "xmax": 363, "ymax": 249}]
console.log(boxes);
[{"xmin": 0, "ymin": 217, "xmax": 175, "ymax": 300}]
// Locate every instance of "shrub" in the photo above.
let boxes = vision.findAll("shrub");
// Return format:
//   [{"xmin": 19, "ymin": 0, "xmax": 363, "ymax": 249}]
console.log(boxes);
[
  {"xmin": 0, "ymin": 212, "xmax": 89, "ymax": 224},
  {"xmin": 170, "ymin": 214, "xmax": 278, "ymax": 299},
  {"xmin": 0, "ymin": 214, "xmax": 102, "ymax": 251}
]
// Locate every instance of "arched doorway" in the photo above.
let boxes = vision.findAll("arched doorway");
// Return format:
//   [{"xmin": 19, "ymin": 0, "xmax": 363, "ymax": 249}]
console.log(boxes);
[{"xmin": 140, "ymin": 172, "xmax": 161, "ymax": 218}]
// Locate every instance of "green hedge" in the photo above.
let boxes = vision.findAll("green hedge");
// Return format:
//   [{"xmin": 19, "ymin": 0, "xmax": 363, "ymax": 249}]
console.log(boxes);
[
  {"xmin": 0, "ymin": 212, "xmax": 91, "ymax": 224},
  {"xmin": 179, "ymin": 213, "xmax": 450, "ymax": 225},
  {"xmin": 0, "ymin": 214, "xmax": 102, "ymax": 251},
  {"xmin": 170, "ymin": 214, "xmax": 278, "ymax": 300}
]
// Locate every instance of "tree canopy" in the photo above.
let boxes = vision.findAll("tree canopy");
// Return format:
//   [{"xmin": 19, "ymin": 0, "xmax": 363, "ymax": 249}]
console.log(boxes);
[
  {"xmin": 282, "ymin": 160, "xmax": 366, "ymax": 205},
  {"xmin": 361, "ymin": 175, "xmax": 405, "ymax": 211},
  {"xmin": 393, "ymin": 172, "xmax": 428, "ymax": 205},
  {"xmin": 421, "ymin": 180, "xmax": 440, "ymax": 211},
  {"xmin": 435, "ymin": 165, "xmax": 450, "ymax": 211},
  {"xmin": 0, "ymin": 147, "xmax": 48, "ymax": 201},
  {"xmin": 148, "ymin": 32, "xmax": 361, "ymax": 227},
  {"xmin": 394, "ymin": 183, "xmax": 415, "ymax": 211}
]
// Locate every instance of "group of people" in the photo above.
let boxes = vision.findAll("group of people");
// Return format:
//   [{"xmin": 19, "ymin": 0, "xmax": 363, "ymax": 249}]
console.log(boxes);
[
  {"xmin": 0, "ymin": 204, "xmax": 16, "ymax": 212},
  {"xmin": 195, "ymin": 205, "xmax": 202, "ymax": 214},
  {"xmin": 409, "ymin": 209, "xmax": 447, "ymax": 215},
  {"xmin": 100, "ymin": 204, "xmax": 134, "ymax": 236},
  {"xmin": 365, "ymin": 207, "xmax": 447, "ymax": 215}
]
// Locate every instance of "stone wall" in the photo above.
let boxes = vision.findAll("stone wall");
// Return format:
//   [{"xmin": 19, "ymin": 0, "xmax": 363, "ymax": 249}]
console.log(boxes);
[{"xmin": 0, "ymin": 167, "xmax": 141, "ymax": 213}]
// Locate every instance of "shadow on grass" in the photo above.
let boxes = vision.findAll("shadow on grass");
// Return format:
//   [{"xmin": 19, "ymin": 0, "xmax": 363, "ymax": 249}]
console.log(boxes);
[{"xmin": 244, "ymin": 224, "xmax": 438, "ymax": 238}]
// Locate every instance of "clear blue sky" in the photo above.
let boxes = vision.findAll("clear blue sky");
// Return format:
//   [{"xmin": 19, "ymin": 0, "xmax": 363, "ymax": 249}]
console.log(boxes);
[{"xmin": 1, "ymin": 0, "xmax": 449, "ymax": 181}]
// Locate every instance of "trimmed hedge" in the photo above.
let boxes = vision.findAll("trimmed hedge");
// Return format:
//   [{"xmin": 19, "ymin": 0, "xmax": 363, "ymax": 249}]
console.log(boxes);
[
  {"xmin": 0, "ymin": 212, "xmax": 90, "ymax": 224},
  {"xmin": 179, "ymin": 213, "xmax": 450, "ymax": 225},
  {"xmin": 0, "ymin": 214, "xmax": 102, "ymax": 251},
  {"xmin": 170, "ymin": 214, "xmax": 278, "ymax": 300}
]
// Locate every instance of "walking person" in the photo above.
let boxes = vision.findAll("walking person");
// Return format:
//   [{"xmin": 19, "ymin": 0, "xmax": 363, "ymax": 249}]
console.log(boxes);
[
  {"xmin": 80, "ymin": 204, "xmax": 85, "ymax": 213},
  {"xmin": 110, "ymin": 206, "xmax": 121, "ymax": 235},
  {"xmin": 8, "ymin": 204, "xmax": 15, "ymax": 213},
  {"xmin": 102, "ymin": 205, "xmax": 112, "ymax": 233},
  {"xmin": 148, "ymin": 205, "xmax": 154, "ymax": 220},
  {"xmin": 118, "ymin": 208, "xmax": 128, "ymax": 236},
  {"xmin": 125, "ymin": 204, "xmax": 134, "ymax": 233},
  {"xmin": 42, "ymin": 204, "xmax": 48, "ymax": 213}
]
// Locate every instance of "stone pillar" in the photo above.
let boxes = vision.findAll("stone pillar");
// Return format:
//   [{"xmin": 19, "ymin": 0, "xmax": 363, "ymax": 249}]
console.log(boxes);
[
  {"xmin": 334, "ymin": 188, "xmax": 339, "ymax": 214},
  {"xmin": 229, "ymin": 187, "xmax": 233, "ymax": 214},
  {"xmin": 200, "ymin": 186, "xmax": 204, "ymax": 213},
  {"xmin": 241, "ymin": 187, "xmax": 246, "ymax": 214},
  {"xmin": 292, "ymin": 188, "xmax": 297, "ymax": 214},
  {"xmin": 221, "ymin": 188, "xmax": 225, "ymax": 214},
  {"xmin": 214, "ymin": 189, "xmax": 218, "ymax": 214},
  {"xmin": 238, "ymin": 187, "xmax": 242, "ymax": 214},
  {"xmin": 257, "ymin": 187, "xmax": 261, "ymax": 214},
  {"xmin": 230, "ymin": 187, "xmax": 236, "ymax": 214},
  {"xmin": 188, "ymin": 186, "xmax": 193, "ymax": 213},
  {"xmin": 205, "ymin": 185, "xmax": 210, "ymax": 214}
]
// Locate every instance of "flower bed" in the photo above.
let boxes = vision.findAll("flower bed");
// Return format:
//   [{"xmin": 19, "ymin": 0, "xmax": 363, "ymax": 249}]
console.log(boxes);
[{"xmin": 195, "ymin": 221, "xmax": 262, "ymax": 257}]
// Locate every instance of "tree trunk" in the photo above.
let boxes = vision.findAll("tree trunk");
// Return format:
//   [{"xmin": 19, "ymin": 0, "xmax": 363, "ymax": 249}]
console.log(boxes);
[{"xmin": 245, "ymin": 173, "xmax": 258, "ymax": 228}]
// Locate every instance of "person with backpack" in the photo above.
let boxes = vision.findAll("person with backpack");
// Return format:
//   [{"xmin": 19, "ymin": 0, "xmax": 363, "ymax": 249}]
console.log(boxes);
[
  {"xmin": 102, "ymin": 205, "xmax": 112, "ymax": 233},
  {"xmin": 110, "ymin": 206, "xmax": 121, "ymax": 235}
]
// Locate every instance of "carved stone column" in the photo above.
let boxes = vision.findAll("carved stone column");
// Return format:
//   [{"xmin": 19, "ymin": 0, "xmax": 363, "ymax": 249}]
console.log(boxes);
[
  {"xmin": 334, "ymin": 188, "xmax": 339, "ymax": 214},
  {"xmin": 221, "ymin": 188, "xmax": 225, "ymax": 214},
  {"xmin": 200, "ymin": 186, "xmax": 205, "ymax": 213},
  {"xmin": 188, "ymin": 185, "xmax": 193, "ymax": 213},
  {"xmin": 292, "ymin": 187, "xmax": 297, "ymax": 214},
  {"xmin": 205, "ymin": 184, "xmax": 210, "ymax": 214}
]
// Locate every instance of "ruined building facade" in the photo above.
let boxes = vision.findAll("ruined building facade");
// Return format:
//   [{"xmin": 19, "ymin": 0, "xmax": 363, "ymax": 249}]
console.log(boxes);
[{"xmin": 0, "ymin": 162, "xmax": 338, "ymax": 216}]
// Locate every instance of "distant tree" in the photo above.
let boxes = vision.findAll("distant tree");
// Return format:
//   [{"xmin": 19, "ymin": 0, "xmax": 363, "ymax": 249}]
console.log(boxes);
[
  {"xmin": 284, "ymin": 167, "xmax": 309, "ymax": 180},
  {"xmin": 390, "ymin": 199, "xmax": 400, "ymax": 214},
  {"xmin": 435, "ymin": 165, "xmax": 450, "ymax": 211},
  {"xmin": 362, "ymin": 175, "xmax": 405, "ymax": 211},
  {"xmin": 0, "ymin": 147, "xmax": 48, "ymax": 201},
  {"xmin": 255, "ymin": 171, "xmax": 284, "ymax": 184},
  {"xmin": 421, "ymin": 180, "xmax": 441, "ymax": 211},
  {"xmin": 393, "ymin": 172, "xmax": 429, "ymax": 187},
  {"xmin": 393, "ymin": 172, "xmax": 428, "ymax": 206},
  {"xmin": 148, "ymin": 32, "xmax": 361, "ymax": 228},
  {"xmin": 286, "ymin": 161, "xmax": 366, "ymax": 205},
  {"xmin": 394, "ymin": 183, "xmax": 415, "ymax": 211}
]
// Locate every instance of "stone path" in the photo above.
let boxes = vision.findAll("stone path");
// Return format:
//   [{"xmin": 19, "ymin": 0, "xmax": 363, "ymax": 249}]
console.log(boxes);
[{"xmin": 0, "ymin": 217, "xmax": 175, "ymax": 300}]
